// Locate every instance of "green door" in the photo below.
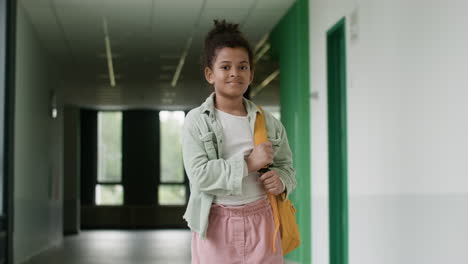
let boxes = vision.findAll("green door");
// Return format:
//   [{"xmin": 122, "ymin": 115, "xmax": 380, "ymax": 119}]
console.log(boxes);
[{"xmin": 327, "ymin": 18, "xmax": 349, "ymax": 264}]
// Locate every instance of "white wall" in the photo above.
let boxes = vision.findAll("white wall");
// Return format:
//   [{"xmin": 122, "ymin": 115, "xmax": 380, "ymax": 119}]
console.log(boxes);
[
  {"xmin": 310, "ymin": 0, "xmax": 468, "ymax": 263},
  {"xmin": 14, "ymin": 4, "xmax": 63, "ymax": 264}
]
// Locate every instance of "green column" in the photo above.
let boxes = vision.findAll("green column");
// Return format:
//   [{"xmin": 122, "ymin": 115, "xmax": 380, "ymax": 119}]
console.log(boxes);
[{"xmin": 270, "ymin": 0, "xmax": 311, "ymax": 262}]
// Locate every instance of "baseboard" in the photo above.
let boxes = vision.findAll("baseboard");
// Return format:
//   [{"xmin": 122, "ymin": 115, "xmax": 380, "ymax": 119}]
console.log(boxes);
[{"xmin": 18, "ymin": 237, "xmax": 62, "ymax": 264}]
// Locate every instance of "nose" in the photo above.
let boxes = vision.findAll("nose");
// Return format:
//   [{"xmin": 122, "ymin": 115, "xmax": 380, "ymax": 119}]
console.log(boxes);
[{"xmin": 230, "ymin": 68, "xmax": 239, "ymax": 77}]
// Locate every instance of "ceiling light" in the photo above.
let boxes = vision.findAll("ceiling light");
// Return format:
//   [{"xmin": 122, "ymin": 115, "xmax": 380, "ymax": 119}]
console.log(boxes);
[
  {"xmin": 254, "ymin": 43, "xmax": 271, "ymax": 64},
  {"xmin": 103, "ymin": 17, "xmax": 116, "ymax": 87},
  {"xmin": 251, "ymin": 69, "xmax": 280, "ymax": 98},
  {"xmin": 254, "ymin": 33, "xmax": 269, "ymax": 54},
  {"xmin": 171, "ymin": 36, "xmax": 193, "ymax": 88}
]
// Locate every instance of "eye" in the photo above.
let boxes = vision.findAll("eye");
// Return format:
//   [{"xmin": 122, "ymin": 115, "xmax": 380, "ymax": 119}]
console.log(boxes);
[
  {"xmin": 240, "ymin": 65, "xmax": 249, "ymax": 70},
  {"xmin": 221, "ymin": 65, "xmax": 230, "ymax": 70}
]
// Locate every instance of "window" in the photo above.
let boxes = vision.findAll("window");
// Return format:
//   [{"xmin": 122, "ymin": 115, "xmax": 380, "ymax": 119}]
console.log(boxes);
[
  {"xmin": 159, "ymin": 111, "xmax": 186, "ymax": 206},
  {"xmin": 96, "ymin": 111, "xmax": 123, "ymax": 205}
]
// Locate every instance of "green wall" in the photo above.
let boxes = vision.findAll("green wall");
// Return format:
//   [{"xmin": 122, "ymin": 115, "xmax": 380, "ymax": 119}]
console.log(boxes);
[{"xmin": 270, "ymin": 0, "xmax": 311, "ymax": 262}]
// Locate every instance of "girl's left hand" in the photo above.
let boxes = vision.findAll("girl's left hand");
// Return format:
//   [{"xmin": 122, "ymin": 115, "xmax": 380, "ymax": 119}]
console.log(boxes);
[{"xmin": 259, "ymin": 170, "xmax": 284, "ymax": 195}]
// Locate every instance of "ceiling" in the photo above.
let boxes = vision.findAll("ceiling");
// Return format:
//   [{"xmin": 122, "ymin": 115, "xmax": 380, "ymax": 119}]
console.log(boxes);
[{"xmin": 19, "ymin": 0, "xmax": 296, "ymax": 109}]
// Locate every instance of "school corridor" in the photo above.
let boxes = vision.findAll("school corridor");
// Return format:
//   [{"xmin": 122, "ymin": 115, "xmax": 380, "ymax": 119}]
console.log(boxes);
[{"xmin": 1, "ymin": 0, "xmax": 468, "ymax": 263}]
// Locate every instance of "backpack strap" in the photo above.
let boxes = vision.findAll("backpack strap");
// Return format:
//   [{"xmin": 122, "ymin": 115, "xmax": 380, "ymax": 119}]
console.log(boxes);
[{"xmin": 253, "ymin": 105, "xmax": 280, "ymax": 253}]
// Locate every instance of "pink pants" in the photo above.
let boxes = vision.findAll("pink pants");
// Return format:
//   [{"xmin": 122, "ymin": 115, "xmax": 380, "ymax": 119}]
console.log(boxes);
[{"xmin": 191, "ymin": 198, "xmax": 283, "ymax": 264}]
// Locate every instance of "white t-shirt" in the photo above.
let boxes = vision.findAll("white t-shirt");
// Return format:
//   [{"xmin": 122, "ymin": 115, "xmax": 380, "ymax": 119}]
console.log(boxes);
[{"xmin": 212, "ymin": 108, "xmax": 267, "ymax": 205}]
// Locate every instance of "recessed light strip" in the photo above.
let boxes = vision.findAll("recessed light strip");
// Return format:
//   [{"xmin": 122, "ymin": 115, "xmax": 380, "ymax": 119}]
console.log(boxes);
[
  {"xmin": 103, "ymin": 18, "xmax": 116, "ymax": 87},
  {"xmin": 171, "ymin": 36, "xmax": 193, "ymax": 88},
  {"xmin": 170, "ymin": 0, "xmax": 207, "ymax": 88},
  {"xmin": 251, "ymin": 69, "xmax": 280, "ymax": 98},
  {"xmin": 254, "ymin": 43, "xmax": 271, "ymax": 64},
  {"xmin": 254, "ymin": 33, "xmax": 269, "ymax": 54}
]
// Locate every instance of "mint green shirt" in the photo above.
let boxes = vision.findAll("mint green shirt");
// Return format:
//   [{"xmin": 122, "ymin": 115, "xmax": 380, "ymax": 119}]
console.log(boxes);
[{"xmin": 182, "ymin": 93, "xmax": 297, "ymax": 239}]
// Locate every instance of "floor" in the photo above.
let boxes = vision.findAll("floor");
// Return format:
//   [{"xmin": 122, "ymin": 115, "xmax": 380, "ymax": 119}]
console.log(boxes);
[
  {"xmin": 25, "ymin": 230, "xmax": 297, "ymax": 264},
  {"xmin": 26, "ymin": 230, "xmax": 192, "ymax": 264}
]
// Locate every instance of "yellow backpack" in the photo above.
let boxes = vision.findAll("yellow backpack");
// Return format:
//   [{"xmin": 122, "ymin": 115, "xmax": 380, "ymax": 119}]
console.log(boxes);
[{"xmin": 254, "ymin": 106, "xmax": 301, "ymax": 255}]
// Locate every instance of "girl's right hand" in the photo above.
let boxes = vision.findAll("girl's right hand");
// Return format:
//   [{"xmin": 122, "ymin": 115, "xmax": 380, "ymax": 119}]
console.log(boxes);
[{"xmin": 246, "ymin": 142, "xmax": 273, "ymax": 173}]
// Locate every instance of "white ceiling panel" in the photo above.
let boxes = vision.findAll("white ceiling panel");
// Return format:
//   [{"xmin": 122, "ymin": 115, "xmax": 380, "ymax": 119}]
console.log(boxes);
[
  {"xmin": 242, "ymin": 9, "xmax": 287, "ymax": 38},
  {"xmin": 205, "ymin": 0, "xmax": 256, "ymax": 9},
  {"xmin": 255, "ymin": 0, "xmax": 296, "ymax": 10},
  {"xmin": 54, "ymin": 8, "xmax": 104, "ymax": 59},
  {"xmin": 53, "ymin": 0, "xmax": 103, "ymax": 7},
  {"xmin": 19, "ymin": 0, "xmax": 50, "ymax": 8},
  {"xmin": 106, "ymin": 22, "xmax": 152, "ymax": 46},
  {"xmin": 53, "ymin": 0, "xmax": 150, "ymax": 9},
  {"xmin": 55, "ymin": 8, "xmax": 103, "ymax": 34},
  {"xmin": 21, "ymin": 5, "xmax": 55, "ymax": 26},
  {"xmin": 104, "ymin": 0, "xmax": 152, "ymax": 27},
  {"xmin": 20, "ymin": 5, "xmax": 69, "ymax": 59},
  {"xmin": 154, "ymin": 0, "xmax": 205, "ymax": 10},
  {"xmin": 153, "ymin": 8, "xmax": 201, "ymax": 35},
  {"xmin": 198, "ymin": 8, "xmax": 250, "ymax": 33}
]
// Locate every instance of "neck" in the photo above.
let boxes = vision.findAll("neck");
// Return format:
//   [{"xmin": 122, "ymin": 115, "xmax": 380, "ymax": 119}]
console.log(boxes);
[{"xmin": 213, "ymin": 93, "xmax": 247, "ymax": 116}]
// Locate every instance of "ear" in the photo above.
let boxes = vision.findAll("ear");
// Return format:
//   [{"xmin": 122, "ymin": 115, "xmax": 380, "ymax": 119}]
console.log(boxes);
[
  {"xmin": 204, "ymin": 67, "xmax": 214, "ymax": 85},
  {"xmin": 249, "ymin": 69, "xmax": 254, "ymax": 84}
]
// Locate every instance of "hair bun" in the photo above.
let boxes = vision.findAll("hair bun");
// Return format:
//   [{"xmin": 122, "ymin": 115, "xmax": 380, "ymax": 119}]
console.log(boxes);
[{"xmin": 207, "ymin": 19, "xmax": 241, "ymax": 38}]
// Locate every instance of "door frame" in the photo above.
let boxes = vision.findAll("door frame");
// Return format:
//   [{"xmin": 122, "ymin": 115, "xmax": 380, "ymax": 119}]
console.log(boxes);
[
  {"xmin": 326, "ymin": 17, "xmax": 349, "ymax": 264},
  {"xmin": 2, "ymin": 0, "xmax": 17, "ymax": 263}
]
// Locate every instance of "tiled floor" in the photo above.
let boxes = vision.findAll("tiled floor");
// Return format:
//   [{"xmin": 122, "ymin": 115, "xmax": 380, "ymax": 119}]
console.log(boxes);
[
  {"xmin": 26, "ymin": 230, "xmax": 192, "ymax": 264},
  {"xmin": 25, "ymin": 229, "xmax": 297, "ymax": 264}
]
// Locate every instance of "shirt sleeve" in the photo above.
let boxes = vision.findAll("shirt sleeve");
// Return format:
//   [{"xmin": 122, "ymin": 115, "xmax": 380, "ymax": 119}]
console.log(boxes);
[
  {"xmin": 182, "ymin": 112, "xmax": 246, "ymax": 196},
  {"xmin": 266, "ymin": 112, "xmax": 297, "ymax": 201},
  {"xmin": 278, "ymin": 177, "xmax": 287, "ymax": 192}
]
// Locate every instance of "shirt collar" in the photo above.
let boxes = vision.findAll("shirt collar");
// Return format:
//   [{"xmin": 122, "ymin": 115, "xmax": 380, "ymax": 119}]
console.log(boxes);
[{"xmin": 200, "ymin": 92, "xmax": 261, "ymax": 118}]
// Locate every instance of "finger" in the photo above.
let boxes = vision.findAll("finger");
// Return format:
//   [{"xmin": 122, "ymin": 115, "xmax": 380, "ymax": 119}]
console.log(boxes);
[
  {"xmin": 267, "ymin": 187, "xmax": 280, "ymax": 195},
  {"xmin": 266, "ymin": 176, "xmax": 280, "ymax": 185},
  {"xmin": 259, "ymin": 171, "xmax": 275, "ymax": 181},
  {"xmin": 272, "ymin": 186, "xmax": 282, "ymax": 194},
  {"xmin": 260, "ymin": 170, "xmax": 278, "ymax": 181},
  {"xmin": 264, "ymin": 181, "xmax": 278, "ymax": 190},
  {"xmin": 260, "ymin": 170, "xmax": 274, "ymax": 179},
  {"xmin": 263, "ymin": 182, "xmax": 274, "ymax": 189},
  {"xmin": 264, "ymin": 177, "xmax": 280, "ymax": 188},
  {"xmin": 263, "ymin": 178, "xmax": 275, "ymax": 185}
]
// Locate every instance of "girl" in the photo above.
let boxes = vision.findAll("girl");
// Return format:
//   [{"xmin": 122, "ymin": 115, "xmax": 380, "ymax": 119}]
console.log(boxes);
[{"xmin": 182, "ymin": 20, "xmax": 296, "ymax": 264}]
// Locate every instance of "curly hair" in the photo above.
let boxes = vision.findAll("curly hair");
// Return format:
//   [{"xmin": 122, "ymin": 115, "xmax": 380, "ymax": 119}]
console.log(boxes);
[{"xmin": 201, "ymin": 19, "xmax": 254, "ymax": 71}]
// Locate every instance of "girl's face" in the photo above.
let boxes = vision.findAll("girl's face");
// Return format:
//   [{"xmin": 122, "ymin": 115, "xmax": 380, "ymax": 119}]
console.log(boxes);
[{"xmin": 205, "ymin": 47, "xmax": 254, "ymax": 99}]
